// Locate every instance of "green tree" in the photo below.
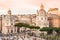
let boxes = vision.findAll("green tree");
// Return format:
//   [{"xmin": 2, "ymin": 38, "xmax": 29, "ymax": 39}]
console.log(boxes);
[
  {"xmin": 14, "ymin": 23, "xmax": 23, "ymax": 33},
  {"xmin": 40, "ymin": 27, "xmax": 53, "ymax": 34},
  {"xmin": 14, "ymin": 23, "xmax": 32, "ymax": 33},
  {"xmin": 14, "ymin": 23, "xmax": 40, "ymax": 33},
  {"xmin": 27, "ymin": 25, "xmax": 40, "ymax": 30},
  {"xmin": 53, "ymin": 28, "xmax": 60, "ymax": 34}
]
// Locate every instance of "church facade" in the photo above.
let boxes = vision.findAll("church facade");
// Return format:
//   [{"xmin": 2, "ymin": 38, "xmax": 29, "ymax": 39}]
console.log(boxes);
[{"xmin": 36, "ymin": 4, "xmax": 49, "ymax": 28}]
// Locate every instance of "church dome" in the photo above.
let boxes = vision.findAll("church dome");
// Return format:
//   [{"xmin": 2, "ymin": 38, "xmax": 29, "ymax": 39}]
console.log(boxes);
[
  {"xmin": 38, "ymin": 4, "xmax": 46, "ymax": 14},
  {"xmin": 39, "ymin": 9, "xmax": 46, "ymax": 13}
]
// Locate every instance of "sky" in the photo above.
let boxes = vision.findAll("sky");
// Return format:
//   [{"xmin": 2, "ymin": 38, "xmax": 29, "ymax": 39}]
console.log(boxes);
[{"xmin": 0, "ymin": 0, "xmax": 60, "ymax": 15}]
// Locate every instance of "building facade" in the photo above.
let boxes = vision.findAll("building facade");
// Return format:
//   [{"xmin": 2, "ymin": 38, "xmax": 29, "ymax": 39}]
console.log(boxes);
[
  {"xmin": 48, "ymin": 8, "xmax": 60, "ymax": 28},
  {"xmin": 0, "ymin": 4, "xmax": 60, "ymax": 34}
]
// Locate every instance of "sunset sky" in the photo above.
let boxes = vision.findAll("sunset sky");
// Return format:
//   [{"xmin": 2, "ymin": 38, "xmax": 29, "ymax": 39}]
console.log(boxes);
[{"xmin": 0, "ymin": 0, "xmax": 60, "ymax": 15}]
